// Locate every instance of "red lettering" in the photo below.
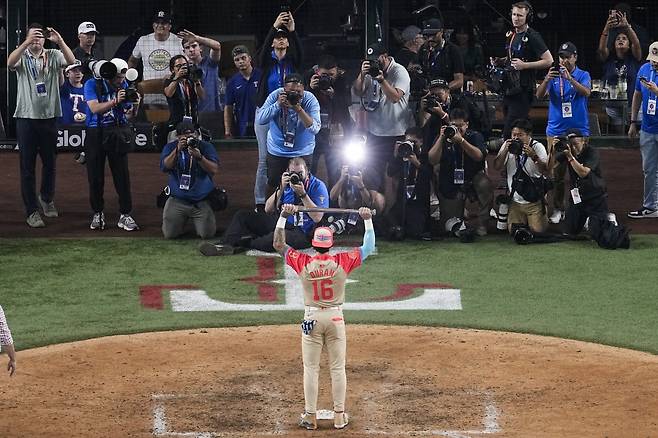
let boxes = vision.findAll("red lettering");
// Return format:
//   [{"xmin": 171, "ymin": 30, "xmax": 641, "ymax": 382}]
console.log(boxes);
[{"xmin": 312, "ymin": 279, "xmax": 334, "ymax": 301}]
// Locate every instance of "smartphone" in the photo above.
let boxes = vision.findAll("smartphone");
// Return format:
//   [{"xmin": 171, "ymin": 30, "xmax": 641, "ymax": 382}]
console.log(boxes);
[
  {"xmin": 280, "ymin": 3, "xmax": 291, "ymax": 12},
  {"xmin": 640, "ymin": 76, "xmax": 649, "ymax": 83}
]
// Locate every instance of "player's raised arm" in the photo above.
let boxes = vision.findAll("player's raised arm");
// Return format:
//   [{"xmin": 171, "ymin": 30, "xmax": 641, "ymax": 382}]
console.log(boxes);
[
  {"xmin": 358, "ymin": 207, "xmax": 375, "ymax": 260},
  {"xmin": 273, "ymin": 204, "xmax": 297, "ymax": 256}
]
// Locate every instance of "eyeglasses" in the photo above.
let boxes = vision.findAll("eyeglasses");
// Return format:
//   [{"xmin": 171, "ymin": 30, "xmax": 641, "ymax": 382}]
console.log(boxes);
[{"xmin": 174, "ymin": 63, "xmax": 187, "ymax": 69}]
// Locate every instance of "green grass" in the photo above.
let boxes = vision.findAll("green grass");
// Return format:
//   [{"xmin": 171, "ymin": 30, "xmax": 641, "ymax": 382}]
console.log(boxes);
[{"xmin": 1, "ymin": 236, "xmax": 657, "ymax": 353}]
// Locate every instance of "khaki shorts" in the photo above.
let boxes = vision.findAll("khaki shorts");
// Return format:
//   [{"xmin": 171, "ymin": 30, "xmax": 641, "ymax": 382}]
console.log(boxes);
[{"xmin": 508, "ymin": 200, "xmax": 547, "ymax": 233}]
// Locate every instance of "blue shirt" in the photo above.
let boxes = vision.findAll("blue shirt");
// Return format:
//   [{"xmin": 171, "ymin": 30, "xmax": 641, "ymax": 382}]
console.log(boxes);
[
  {"xmin": 602, "ymin": 53, "xmax": 640, "ymax": 103},
  {"xmin": 636, "ymin": 63, "xmax": 658, "ymax": 134},
  {"xmin": 225, "ymin": 68, "xmax": 262, "ymax": 136},
  {"xmin": 256, "ymin": 88, "xmax": 321, "ymax": 157},
  {"xmin": 546, "ymin": 66, "xmax": 591, "ymax": 137},
  {"xmin": 58, "ymin": 81, "xmax": 87, "ymax": 125},
  {"xmin": 266, "ymin": 50, "xmax": 293, "ymax": 95},
  {"xmin": 280, "ymin": 174, "xmax": 329, "ymax": 234},
  {"xmin": 197, "ymin": 56, "xmax": 221, "ymax": 113},
  {"xmin": 83, "ymin": 79, "xmax": 133, "ymax": 127},
  {"xmin": 160, "ymin": 139, "xmax": 219, "ymax": 203}
]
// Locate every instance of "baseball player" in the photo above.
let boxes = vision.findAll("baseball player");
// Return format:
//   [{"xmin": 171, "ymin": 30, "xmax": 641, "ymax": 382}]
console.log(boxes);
[
  {"xmin": 273, "ymin": 204, "xmax": 375, "ymax": 430},
  {"xmin": 0, "ymin": 305, "xmax": 16, "ymax": 376}
]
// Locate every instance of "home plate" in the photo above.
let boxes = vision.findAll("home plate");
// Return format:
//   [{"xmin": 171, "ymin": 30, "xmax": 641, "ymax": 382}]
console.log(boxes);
[{"xmin": 316, "ymin": 409, "xmax": 335, "ymax": 420}]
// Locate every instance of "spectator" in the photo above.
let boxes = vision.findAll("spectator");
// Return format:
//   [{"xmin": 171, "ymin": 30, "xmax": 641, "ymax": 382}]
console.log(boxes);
[
  {"xmin": 128, "ymin": 10, "xmax": 183, "ymax": 106},
  {"xmin": 535, "ymin": 42, "xmax": 591, "ymax": 225},
  {"xmin": 352, "ymin": 42, "xmax": 411, "ymax": 200},
  {"xmin": 254, "ymin": 11, "xmax": 303, "ymax": 212},
  {"xmin": 493, "ymin": 118, "xmax": 550, "ymax": 234},
  {"xmin": 199, "ymin": 157, "xmax": 328, "ymax": 255},
  {"xmin": 0, "ymin": 305, "xmax": 16, "ymax": 377},
  {"xmin": 179, "ymin": 29, "xmax": 224, "ymax": 139},
  {"xmin": 418, "ymin": 18, "xmax": 464, "ymax": 93},
  {"xmin": 627, "ymin": 42, "xmax": 658, "ymax": 219},
  {"xmin": 428, "ymin": 108, "xmax": 493, "ymax": 236},
  {"xmin": 163, "ymin": 55, "xmax": 204, "ymax": 138},
  {"xmin": 7, "ymin": 23, "xmax": 75, "ymax": 228},
  {"xmin": 256, "ymin": 73, "xmax": 321, "ymax": 192},
  {"xmin": 84, "ymin": 58, "xmax": 141, "ymax": 231},
  {"xmin": 305, "ymin": 54, "xmax": 354, "ymax": 189},
  {"xmin": 73, "ymin": 21, "xmax": 103, "ymax": 82},
  {"xmin": 598, "ymin": 3, "xmax": 650, "ymax": 62},
  {"xmin": 224, "ymin": 45, "xmax": 262, "ymax": 138},
  {"xmin": 395, "ymin": 25, "xmax": 424, "ymax": 70},
  {"xmin": 160, "ymin": 121, "xmax": 219, "ymax": 239},
  {"xmin": 492, "ymin": 1, "xmax": 553, "ymax": 139},
  {"xmin": 58, "ymin": 62, "xmax": 88, "ymax": 126},
  {"xmin": 451, "ymin": 24, "xmax": 485, "ymax": 82}
]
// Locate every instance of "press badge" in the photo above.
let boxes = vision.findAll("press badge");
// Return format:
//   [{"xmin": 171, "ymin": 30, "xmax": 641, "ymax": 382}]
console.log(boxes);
[
  {"xmin": 647, "ymin": 98, "xmax": 657, "ymax": 116},
  {"xmin": 35, "ymin": 82, "xmax": 47, "ymax": 97},
  {"xmin": 183, "ymin": 116, "xmax": 193, "ymax": 124},
  {"xmin": 179, "ymin": 173, "xmax": 191, "ymax": 190},
  {"xmin": 406, "ymin": 185, "xmax": 416, "ymax": 200},
  {"xmin": 454, "ymin": 168, "xmax": 465, "ymax": 185},
  {"xmin": 320, "ymin": 112, "xmax": 329, "ymax": 129},
  {"xmin": 570, "ymin": 188, "xmax": 582, "ymax": 204},
  {"xmin": 284, "ymin": 131, "xmax": 295, "ymax": 148},
  {"xmin": 561, "ymin": 102, "xmax": 573, "ymax": 118}
]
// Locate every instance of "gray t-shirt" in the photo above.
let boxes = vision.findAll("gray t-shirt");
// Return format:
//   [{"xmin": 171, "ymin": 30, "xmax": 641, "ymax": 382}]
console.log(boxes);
[{"xmin": 12, "ymin": 49, "xmax": 67, "ymax": 119}]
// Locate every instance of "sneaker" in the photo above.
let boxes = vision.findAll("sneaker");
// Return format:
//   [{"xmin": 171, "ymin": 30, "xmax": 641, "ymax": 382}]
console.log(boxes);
[
  {"xmin": 117, "ymin": 214, "xmax": 139, "ymax": 231},
  {"xmin": 26, "ymin": 211, "xmax": 45, "ymax": 228},
  {"xmin": 198, "ymin": 242, "xmax": 237, "ymax": 256},
  {"xmin": 627, "ymin": 208, "xmax": 658, "ymax": 219},
  {"xmin": 90, "ymin": 212, "xmax": 106, "ymax": 230},
  {"xmin": 549, "ymin": 209, "xmax": 564, "ymax": 224},
  {"xmin": 334, "ymin": 412, "xmax": 349, "ymax": 429},
  {"xmin": 38, "ymin": 195, "xmax": 59, "ymax": 218},
  {"xmin": 298, "ymin": 412, "xmax": 317, "ymax": 430}
]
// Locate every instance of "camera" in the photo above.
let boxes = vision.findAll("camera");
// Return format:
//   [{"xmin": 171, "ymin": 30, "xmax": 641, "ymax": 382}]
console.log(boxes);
[
  {"xmin": 508, "ymin": 138, "xmax": 524, "ymax": 155},
  {"xmin": 554, "ymin": 138, "xmax": 568, "ymax": 153},
  {"xmin": 286, "ymin": 91, "xmax": 301, "ymax": 106},
  {"xmin": 124, "ymin": 86, "xmax": 139, "ymax": 103},
  {"xmin": 288, "ymin": 171, "xmax": 304, "ymax": 185},
  {"xmin": 186, "ymin": 137, "xmax": 199, "ymax": 148},
  {"xmin": 423, "ymin": 95, "xmax": 440, "ymax": 112},
  {"xmin": 317, "ymin": 73, "xmax": 333, "ymax": 91},
  {"xmin": 347, "ymin": 166, "xmax": 361, "ymax": 177},
  {"xmin": 187, "ymin": 64, "xmax": 204, "ymax": 81},
  {"xmin": 396, "ymin": 140, "xmax": 415, "ymax": 159},
  {"xmin": 444, "ymin": 125, "xmax": 458, "ymax": 140},
  {"xmin": 366, "ymin": 59, "xmax": 381, "ymax": 78}
]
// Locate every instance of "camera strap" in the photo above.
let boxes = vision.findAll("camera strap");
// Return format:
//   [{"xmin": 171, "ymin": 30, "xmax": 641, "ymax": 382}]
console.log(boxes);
[
  {"xmin": 179, "ymin": 80, "xmax": 193, "ymax": 116},
  {"xmin": 26, "ymin": 50, "xmax": 48, "ymax": 80}
]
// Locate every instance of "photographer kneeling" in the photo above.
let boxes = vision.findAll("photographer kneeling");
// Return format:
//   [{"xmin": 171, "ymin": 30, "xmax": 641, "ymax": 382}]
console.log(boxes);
[
  {"xmin": 428, "ymin": 109, "xmax": 493, "ymax": 237},
  {"xmin": 493, "ymin": 118, "xmax": 550, "ymax": 234},
  {"xmin": 160, "ymin": 121, "xmax": 219, "ymax": 239}
]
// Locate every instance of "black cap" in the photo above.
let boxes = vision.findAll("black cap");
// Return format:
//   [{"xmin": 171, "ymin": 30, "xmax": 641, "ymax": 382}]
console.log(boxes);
[
  {"xmin": 231, "ymin": 45, "xmax": 249, "ymax": 58},
  {"xmin": 558, "ymin": 41, "xmax": 577, "ymax": 57},
  {"xmin": 429, "ymin": 77, "xmax": 450, "ymax": 89},
  {"xmin": 421, "ymin": 18, "xmax": 443, "ymax": 35},
  {"xmin": 274, "ymin": 27, "xmax": 289, "ymax": 38},
  {"xmin": 366, "ymin": 42, "xmax": 387, "ymax": 59},
  {"xmin": 176, "ymin": 121, "xmax": 195, "ymax": 135},
  {"xmin": 565, "ymin": 128, "xmax": 584, "ymax": 138},
  {"xmin": 153, "ymin": 10, "xmax": 172, "ymax": 23},
  {"xmin": 284, "ymin": 73, "xmax": 304, "ymax": 84}
]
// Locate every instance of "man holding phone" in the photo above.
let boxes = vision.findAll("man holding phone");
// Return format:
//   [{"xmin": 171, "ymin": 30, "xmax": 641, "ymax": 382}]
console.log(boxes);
[{"xmin": 627, "ymin": 42, "xmax": 658, "ymax": 218}]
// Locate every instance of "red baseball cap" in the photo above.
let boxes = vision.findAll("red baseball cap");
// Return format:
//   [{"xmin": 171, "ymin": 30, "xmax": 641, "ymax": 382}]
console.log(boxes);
[{"xmin": 311, "ymin": 227, "xmax": 334, "ymax": 248}]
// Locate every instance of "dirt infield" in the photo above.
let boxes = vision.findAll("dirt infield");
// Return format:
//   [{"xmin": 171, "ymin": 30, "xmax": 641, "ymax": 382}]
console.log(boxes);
[
  {"xmin": 1, "ymin": 325, "xmax": 657, "ymax": 437},
  {"xmin": 1, "ymin": 147, "xmax": 657, "ymax": 238}
]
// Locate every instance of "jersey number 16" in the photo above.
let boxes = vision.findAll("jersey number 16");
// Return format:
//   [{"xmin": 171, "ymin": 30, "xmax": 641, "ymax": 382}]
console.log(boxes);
[{"xmin": 312, "ymin": 279, "xmax": 334, "ymax": 301}]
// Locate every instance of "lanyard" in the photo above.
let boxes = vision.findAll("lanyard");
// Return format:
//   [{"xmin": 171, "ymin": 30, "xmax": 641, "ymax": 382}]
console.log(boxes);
[
  {"xmin": 429, "ymin": 40, "xmax": 445, "ymax": 68},
  {"xmin": 178, "ymin": 81, "xmax": 192, "ymax": 116},
  {"xmin": 179, "ymin": 150, "xmax": 194, "ymax": 173},
  {"xmin": 26, "ymin": 50, "xmax": 48, "ymax": 81},
  {"xmin": 507, "ymin": 31, "xmax": 525, "ymax": 60}
]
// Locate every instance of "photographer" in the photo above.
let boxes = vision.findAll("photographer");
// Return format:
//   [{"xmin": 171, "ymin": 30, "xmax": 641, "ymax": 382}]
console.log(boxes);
[
  {"xmin": 428, "ymin": 109, "xmax": 492, "ymax": 236},
  {"xmin": 199, "ymin": 158, "xmax": 328, "ymax": 256},
  {"xmin": 256, "ymin": 73, "xmax": 321, "ymax": 191},
  {"xmin": 418, "ymin": 77, "xmax": 473, "ymax": 148},
  {"xmin": 160, "ymin": 121, "xmax": 219, "ymax": 239},
  {"xmin": 163, "ymin": 55, "xmax": 204, "ymax": 139},
  {"xmin": 493, "ymin": 118, "xmax": 549, "ymax": 234},
  {"xmin": 492, "ymin": 1, "xmax": 553, "ymax": 139},
  {"xmin": 305, "ymin": 55, "xmax": 354, "ymax": 189},
  {"xmin": 395, "ymin": 25, "xmax": 424, "ymax": 70},
  {"xmin": 536, "ymin": 42, "xmax": 591, "ymax": 225},
  {"xmin": 386, "ymin": 127, "xmax": 433, "ymax": 238},
  {"xmin": 557, "ymin": 129, "xmax": 610, "ymax": 236},
  {"xmin": 330, "ymin": 165, "xmax": 385, "ymax": 214},
  {"xmin": 84, "ymin": 58, "xmax": 141, "ymax": 232},
  {"xmin": 417, "ymin": 18, "xmax": 464, "ymax": 93}
]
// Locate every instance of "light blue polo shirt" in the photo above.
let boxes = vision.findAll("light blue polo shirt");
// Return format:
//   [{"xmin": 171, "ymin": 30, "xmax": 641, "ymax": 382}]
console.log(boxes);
[
  {"xmin": 636, "ymin": 62, "xmax": 658, "ymax": 134},
  {"xmin": 546, "ymin": 66, "xmax": 591, "ymax": 137}
]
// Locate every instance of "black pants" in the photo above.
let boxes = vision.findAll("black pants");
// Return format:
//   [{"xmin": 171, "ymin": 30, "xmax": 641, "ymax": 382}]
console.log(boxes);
[
  {"xmin": 85, "ymin": 128, "xmax": 133, "ymax": 214},
  {"xmin": 310, "ymin": 132, "xmax": 341, "ymax": 189},
  {"xmin": 222, "ymin": 210, "xmax": 311, "ymax": 252},
  {"xmin": 564, "ymin": 195, "xmax": 609, "ymax": 235},
  {"xmin": 366, "ymin": 133, "xmax": 404, "ymax": 191},
  {"xmin": 502, "ymin": 90, "xmax": 534, "ymax": 139},
  {"xmin": 16, "ymin": 118, "xmax": 57, "ymax": 216}
]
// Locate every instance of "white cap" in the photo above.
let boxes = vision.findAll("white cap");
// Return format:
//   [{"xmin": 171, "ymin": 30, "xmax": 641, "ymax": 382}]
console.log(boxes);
[
  {"xmin": 648, "ymin": 42, "xmax": 658, "ymax": 62},
  {"xmin": 78, "ymin": 22, "xmax": 98, "ymax": 34},
  {"xmin": 65, "ymin": 60, "xmax": 83, "ymax": 73}
]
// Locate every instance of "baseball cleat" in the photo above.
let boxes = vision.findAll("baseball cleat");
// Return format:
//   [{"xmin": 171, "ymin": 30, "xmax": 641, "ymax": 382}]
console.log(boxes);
[
  {"xmin": 334, "ymin": 411, "xmax": 349, "ymax": 429},
  {"xmin": 298, "ymin": 412, "xmax": 317, "ymax": 430}
]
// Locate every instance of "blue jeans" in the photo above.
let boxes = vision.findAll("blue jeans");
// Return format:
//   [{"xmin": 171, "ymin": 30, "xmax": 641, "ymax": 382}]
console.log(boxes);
[
  {"xmin": 254, "ymin": 107, "xmax": 270, "ymax": 205},
  {"xmin": 639, "ymin": 130, "xmax": 658, "ymax": 210}
]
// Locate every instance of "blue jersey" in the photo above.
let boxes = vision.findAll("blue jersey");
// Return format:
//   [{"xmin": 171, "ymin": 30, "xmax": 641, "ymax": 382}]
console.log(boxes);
[
  {"xmin": 266, "ymin": 50, "xmax": 293, "ymax": 96},
  {"xmin": 636, "ymin": 63, "xmax": 658, "ymax": 134},
  {"xmin": 160, "ymin": 139, "xmax": 219, "ymax": 203},
  {"xmin": 546, "ymin": 66, "xmax": 591, "ymax": 137},
  {"xmin": 280, "ymin": 174, "xmax": 329, "ymax": 234},
  {"xmin": 225, "ymin": 68, "xmax": 262, "ymax": 136},
  {"xmin": 197, "ymin": 56, "xmax": 221, "ymax": 113},
  {"xmin": 58, "ymin": 81, "xmax": 87, "ymax": 125},
  {"xmin": 83, "ymin": 79, "xmax": 133, "ymax": 127}
]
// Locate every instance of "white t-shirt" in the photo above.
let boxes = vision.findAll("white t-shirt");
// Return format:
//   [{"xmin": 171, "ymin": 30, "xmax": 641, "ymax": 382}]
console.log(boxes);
[
  {"xmin": 360, "ymin": 57, "xmax": 411, "ymax": 137},
  {"xmin": 132, "ymin": 33, "xmax": 183, "ymax": 105},
  {"xmin": 505, "ymin": 139, "xmax": 548, "ymax": 204}
]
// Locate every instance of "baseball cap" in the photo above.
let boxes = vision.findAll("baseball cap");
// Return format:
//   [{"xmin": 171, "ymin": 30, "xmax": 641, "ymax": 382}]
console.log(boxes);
[
  {"xmin": 175, "ymin": 121, "xmax": 195, "ymax": 135},
  {"xmin": 153, "ymin": 10, "xmax": 172, "ymax": 23},
  {"xmin": 565, "ymin": 128, "xmax": 584, "ymax": 138},
  {"xmin": 421, "ymin": 18, "xmax": 443, "ymax": 35},
  {"xmin": 429, "ymin": 77, "xmax": 450, "ymax": 89},
  {"xmin": 558, "ymin": 42, "xmax": 577, "ymax": 57},
  {"xmin": 65, "ymin": 60, "xmax": 83, "ymax": 73},
  {"xmin": 366, "ymin": 42, "xmax": 387, "ymax": 59},
  {"xmin": 231, "ymin": 44, "xmax": 250, "ymax": 58},
  {"xmin": 274, "ymin": 27, "xmax": 289, "ymax": 38},
  {"xmin": 78, "ymin": 21, "xmax": 98, "ymax": 34},
  {"xmin": 401, "ymin": 25, "xmax": 422, "ymax": 43},
  {"xmin": 311, "ymin": 227, "xmax": 334, "ymax": 248},
  {"xmin": 647, "ymin": 42, "xmax": 658, "ymax": 62},
  {"xmin": 284, "ymin": 73, "xmax": 304, "ymax": 84}
]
